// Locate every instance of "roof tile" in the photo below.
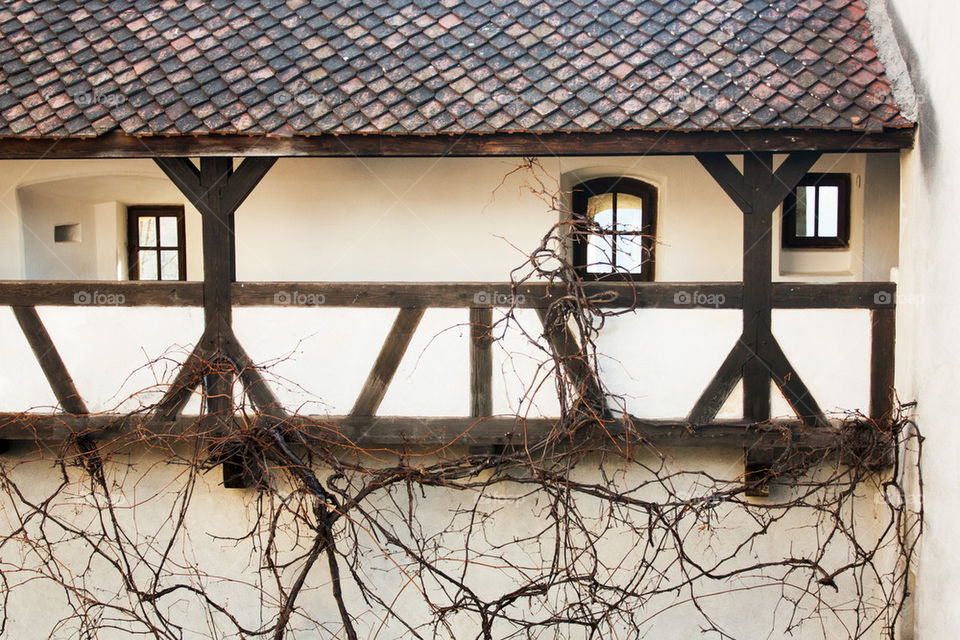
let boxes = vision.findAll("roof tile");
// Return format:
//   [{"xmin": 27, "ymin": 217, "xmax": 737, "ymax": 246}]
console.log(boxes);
[{"xmin": 0, "ymin": 0, "xmax": 911, "ymax": 139}]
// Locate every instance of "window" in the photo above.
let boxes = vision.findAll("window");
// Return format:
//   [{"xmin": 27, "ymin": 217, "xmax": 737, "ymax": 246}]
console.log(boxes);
[
  {"xmin": 781, "ymin": 173, "xmax": 850, "ymax": 249},
  {"xmin": 571, "ymin": 177, "xmax": 657, "ymax": 280},
  {"xmin": 127, "ymin": 206, "xmax": 186, "ymax": 280}
]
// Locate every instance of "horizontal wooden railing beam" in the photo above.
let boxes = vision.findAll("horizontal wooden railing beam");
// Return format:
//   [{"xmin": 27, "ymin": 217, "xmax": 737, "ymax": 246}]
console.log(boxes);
[
  {"xmin": 0, "ymin": 281, "xmax": 202, "ymax": 306},
  {"xmin": 0, "ymin": 413, "xmax": 880, "ymax": 453},
  {"xmin": 0, "ymin": 281, "xmax": 897, "ymax": 309}
]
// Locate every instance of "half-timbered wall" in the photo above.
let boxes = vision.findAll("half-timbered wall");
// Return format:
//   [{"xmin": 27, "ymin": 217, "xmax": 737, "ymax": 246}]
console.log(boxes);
[{"xmin": 0, "ymin": 154, "xmax": 899, "ymax": 421}]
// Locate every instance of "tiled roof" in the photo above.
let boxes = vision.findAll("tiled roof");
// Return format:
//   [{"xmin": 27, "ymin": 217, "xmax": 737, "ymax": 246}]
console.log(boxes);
[{"xmin": 0, "ymin": 0, "xmax": 911, "ymax": 139}]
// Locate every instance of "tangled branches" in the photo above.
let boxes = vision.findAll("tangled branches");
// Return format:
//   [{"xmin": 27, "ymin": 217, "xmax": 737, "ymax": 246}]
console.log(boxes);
[{"xmin": 0, "ymin": 159, "xmax": 922, "ymax": 639}]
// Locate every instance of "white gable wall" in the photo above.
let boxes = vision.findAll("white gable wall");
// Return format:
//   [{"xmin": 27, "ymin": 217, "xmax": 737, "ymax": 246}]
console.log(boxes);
[{"xmin": 879, "ymin": 0, "xmax": 960, "ymax": 637}]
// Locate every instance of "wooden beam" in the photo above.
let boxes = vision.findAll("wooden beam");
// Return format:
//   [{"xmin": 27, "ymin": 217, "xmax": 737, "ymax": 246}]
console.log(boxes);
[
  {"xmin": 536, "ymin": 307, "xmax": 608, "ymax": 420},
  {"xmin": 762, "ymin": 338, "xmax": 829, "ymax": 428},
  {"xmin": 153, "ymin": 158, "xmax": 203, "ymax": 210},
  {"xmin": 772, "ymin": 283, "xmax": 896, "ymax": 309},
  {"xmin": 0, "ymin": 281, "xmax": 897, "ymax": 310},
  {"xmin": 695, "ymin": 154, "xmax": 752, "ymax": 214},
  {"xmin": 198, "ymin": 156, "xmax": 235, "ymax": 340},
  {"xmin": 0, "ymin": 412, "xmax": 886, "ymax": 457},
  {"xmin": 469, "ymin": 307, "xmax": 494, "ymax": 418},
  {"xmin": 12, "ymin": 306, "xmax": 87, "ymax": 414},
  {"xmin": 870, "ymin": 307, "xmax": 896, "ymax": 425},
  {"xmin": 765, "ymin": 151, "xmax": 823, "ymax": 212},
  {"xmin": 741, "ymin": 152, "xmax": 776, "ymax": 423},
  {"xmin": 0, "ymin": 128, "xmax": 915, "ymax": 159},
  {"xmin": 236, "ymin": 281, "xmax": 743, "ymax": 309},
  {"xmin": 350, "ymin": 307, "xmax": 426, "ymax": 416},
  {"xmin": 687, "ymin": 341, "xmax": 749, "ymax": 424},
  {"xmin": 223, "ymin": 157, "xmax": 278, "ymax": 215},
  {"xmin": 153, "ymin": 334, "xmax": 215, "ymax": 422},
  {"xmin": 223, "ymin": 328, "xmax": 286, "ymax": 420},
  {"xmin": 0, "ymin": 281, "xmax": 201, "ymax": 306}
]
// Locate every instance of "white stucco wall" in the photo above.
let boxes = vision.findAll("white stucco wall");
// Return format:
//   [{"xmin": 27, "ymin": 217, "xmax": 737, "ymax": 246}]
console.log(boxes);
[{"xmin": 877, "ymin": 0, "xmax": 960, "ymax": 638}]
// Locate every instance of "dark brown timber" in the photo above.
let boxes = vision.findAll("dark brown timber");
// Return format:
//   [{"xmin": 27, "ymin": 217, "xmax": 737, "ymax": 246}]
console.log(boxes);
[
  {"xmin": 870, "ymin": 307, "xmax": 896, "ymax": 425},
  {"xmin": 0, "ymin": 412, "xmax": 882, "ymax": 457},
  {"xmin": 0, "ymin": 128, "xmax": 914, "ymax": 159},
  {"xmin": 350, "ymin": 307, "xmax": 426, "ymax": 417},
  {"xmin": 12, "ymin": 306, "xmax": 87, "ymax": 414},
  {"xmin": 469, "ymin": 307, "xmax": 494, "ymax": 418},
  {"xmin": 0, "ymin": 281, "xmax": 896, "ymax": 309},
  {"xmin": 536, "ymin": 307, "xmax": 608, "ymax": 420},
  {"xmin": 687, "ymin": 341, "xmax": 749, "ymax": 424}
]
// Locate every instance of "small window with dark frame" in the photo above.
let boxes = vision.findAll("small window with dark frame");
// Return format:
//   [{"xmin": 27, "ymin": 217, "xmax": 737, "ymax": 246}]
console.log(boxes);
[
  {"xmin": 127, "ymin": 206, "xmax": 186, "ymax": 281},
  {"xmin": 781, "ymin": 173, "xmax": 851, "ymax": 249},
  {"xmin": 572, "ymin": 177, "xmax": 657, "ymax": 280}
]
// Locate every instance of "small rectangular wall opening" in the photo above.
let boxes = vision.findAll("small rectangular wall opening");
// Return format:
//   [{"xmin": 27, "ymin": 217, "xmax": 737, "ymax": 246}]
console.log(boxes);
[{"xmin": 54, "ymin": 223, "xmax": 81, "ymax": 243}]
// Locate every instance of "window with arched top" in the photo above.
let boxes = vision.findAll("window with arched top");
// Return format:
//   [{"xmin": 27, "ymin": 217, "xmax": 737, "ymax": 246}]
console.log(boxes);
[{"xmin": 571, "ymin": 177, "xmax": 657, "ymax": 280}]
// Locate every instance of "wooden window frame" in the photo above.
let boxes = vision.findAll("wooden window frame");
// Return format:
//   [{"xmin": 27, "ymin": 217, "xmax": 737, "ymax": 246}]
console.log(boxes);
[
  {"xmin": 572, "ymin": 177, "xmax": 657, "ymax": 281},
  {"xmin": 126, "ymin": 205, "xmax": 187, "ymax": 281},
  {"xmin": 781, "ymin": 173, "xmax": 851, "ymax": 249}
]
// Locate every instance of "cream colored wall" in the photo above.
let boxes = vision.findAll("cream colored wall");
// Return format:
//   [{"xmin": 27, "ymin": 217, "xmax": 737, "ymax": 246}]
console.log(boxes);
[
  {"xmin": 880, "ymin": 0, "xmax": 960, "ymax": 637},
  {"xmin": 0, "ymin": 443, "xmax": 900, "ymax": 639}
]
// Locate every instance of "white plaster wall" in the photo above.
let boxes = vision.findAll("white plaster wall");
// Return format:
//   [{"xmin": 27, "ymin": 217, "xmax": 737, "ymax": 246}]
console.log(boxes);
[
  {"xmin": 878, "ymin": 0, "xmax": 960, "ymax": 637},
  {"xmin": 0, "ymin": 444, "xmax": 901, "ymax": 639}
]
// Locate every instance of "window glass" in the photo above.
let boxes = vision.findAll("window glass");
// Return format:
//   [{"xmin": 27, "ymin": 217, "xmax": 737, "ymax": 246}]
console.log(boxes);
[
  {"xmin": 795, "ymin": 186, "xmax": 816, "ymax": 237},
  {"xmin": 138, "ymin": 250, "xmax": 158, "ymax": 280},
  {"xmin": 817, "ymin": 186, "xmax": 839, "ymax": 237},
  {"xmin": 615, "ymin": 193, "xmax": 644, "ymax": 273},
  {"xmin": 139, "ymin": 217, "xmax": 157, "ymax": 246},
  {"xmin": 586, "ymin": 196, "xmax": 614, "ymax": 273},
  {"xmin": 159, "ymin": 216, "xmax": 179, "ymax": 246},
  {"xmin": 160, "ymin": 250, "xmax": 180, "ymax": 280}
]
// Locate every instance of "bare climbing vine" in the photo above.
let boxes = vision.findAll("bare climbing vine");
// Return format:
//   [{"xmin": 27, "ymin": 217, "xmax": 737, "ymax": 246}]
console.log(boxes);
[{"xmin": 0, "ymin": 159, "xmax": 922, "ymax": 639}]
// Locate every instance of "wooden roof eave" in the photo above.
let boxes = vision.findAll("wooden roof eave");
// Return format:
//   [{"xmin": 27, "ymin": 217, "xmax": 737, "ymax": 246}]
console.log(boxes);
[{"xmin": 0, "ymin": 126, "xmax": 916, "ymax": 160}]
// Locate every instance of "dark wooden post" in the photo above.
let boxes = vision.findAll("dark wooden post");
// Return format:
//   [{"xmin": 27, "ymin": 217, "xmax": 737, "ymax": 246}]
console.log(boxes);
[
  {"xmin": 695, "ymin": 151, "xmax": 828, "ymax": 496},
  {"xmin": 741, "ymin": 153, "xmax": 775, "ymax": 423},
  {"xmin": 156, "ymin": 156, "xmax": 276, "ymax": 487},
  {"xmin": 469, "ymin": 307, "xmax": 494, "ymax": 418},
  {"xmin": 870, "ymin": 307, "xmax": 896, "ymax": 425}
]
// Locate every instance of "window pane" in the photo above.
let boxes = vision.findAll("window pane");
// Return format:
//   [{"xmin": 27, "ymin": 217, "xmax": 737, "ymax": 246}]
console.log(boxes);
[
  {"xmin": 138, "ymin": 250, "xmax": 158, "ymax": 280},
  {"xmin": 138, "ymin": 217, "xmax": 157, "ymax": 247},
  {"xmin": 160, "ymin": 250, "xmax": 180, "ymax": 280},
  {"xmin": 159, "ymin": 216, "xmax": 179, "ymax": 247},
  {"xmin": 794, "ymin": 186, "xmax": 817, "ymax": 237},
  {"xmin": 615, "ymin": 193, "xmax": 644, "ymax": 273},
  {"xmin": 586, "ymin": 234, "xmax": 614, "ymax": 273},
  {"xmin": 817, "ymin": 186, "xmax": 840, "ymax": 237},
  {"xmin": 586, "ymin": 193, "xmax": 615, "ymax": 226},
  {"xmin": 586, "ymin": 195, "xmax": 614, "ymax": 273}
]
